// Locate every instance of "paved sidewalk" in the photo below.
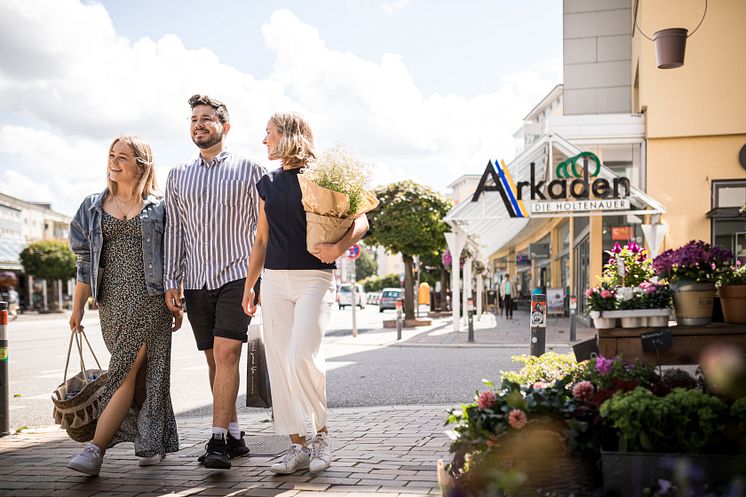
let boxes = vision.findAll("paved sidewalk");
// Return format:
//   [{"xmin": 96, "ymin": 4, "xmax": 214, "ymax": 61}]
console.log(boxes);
[
  {"xmin": 328, "ymin": 310, "xmax": 596, "ymax": 350},
  {"xmin": 0, "ymin": 406, "xmax": 451, "ymax": 497}
]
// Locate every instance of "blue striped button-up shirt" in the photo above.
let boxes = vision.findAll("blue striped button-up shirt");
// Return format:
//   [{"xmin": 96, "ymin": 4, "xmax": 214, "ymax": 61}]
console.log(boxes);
[{"xmin": 164, "ymin": 149, "xmax": 266, "ymax": 291}]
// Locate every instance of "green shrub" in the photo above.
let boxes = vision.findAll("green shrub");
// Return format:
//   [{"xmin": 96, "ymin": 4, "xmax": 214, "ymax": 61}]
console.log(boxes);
[{"xmin": 499, "ymin": 352, "xmax": 580, "ymax": 386}]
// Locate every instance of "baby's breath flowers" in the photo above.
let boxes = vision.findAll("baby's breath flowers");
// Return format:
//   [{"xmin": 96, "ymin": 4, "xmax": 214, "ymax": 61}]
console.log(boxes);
[{"xmin": 302, "ymin": 144, "xmax": 372, "ymax": 215}]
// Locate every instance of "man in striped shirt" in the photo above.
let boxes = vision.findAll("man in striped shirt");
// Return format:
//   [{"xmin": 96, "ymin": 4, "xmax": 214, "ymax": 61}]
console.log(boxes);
[{"xmin": 164, "ymin": 94, "xmax": 265, "ymax": 470}]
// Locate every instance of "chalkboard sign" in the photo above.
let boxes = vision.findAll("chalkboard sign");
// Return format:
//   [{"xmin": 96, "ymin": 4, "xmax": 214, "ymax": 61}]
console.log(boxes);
[
  {"xmin": 573, "ymin": 338, "xmax": 599, "ymax": 362},
  {"xmin": 640, "ymin": 328, "xmax": 673, "ymax": 353}
]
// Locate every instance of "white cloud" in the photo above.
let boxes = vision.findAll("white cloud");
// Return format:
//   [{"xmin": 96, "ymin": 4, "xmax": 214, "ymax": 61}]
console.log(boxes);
[
  {"xmin": 0, "ymin": 1, "xmax": 560, "ymax": 215},
  {"xmin": 381, "ymin": 0, "xmax": 412, "ymax": 15}
]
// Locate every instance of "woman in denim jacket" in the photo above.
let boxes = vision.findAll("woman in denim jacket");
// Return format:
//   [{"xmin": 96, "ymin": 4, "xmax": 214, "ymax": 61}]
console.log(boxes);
[{"xmin": 66, "ymin": 135, "xmax": 182, "ymax": 476}]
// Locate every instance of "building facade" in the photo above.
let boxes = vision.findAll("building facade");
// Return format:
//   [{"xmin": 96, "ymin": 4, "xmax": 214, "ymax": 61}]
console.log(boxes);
[
  {"xmin": 444, "ymin": 0, "xmax": 745, "ymax": 324},
  {"xmin": 0, "ymin": 192, "xmax": 72, "ymax": 309}
]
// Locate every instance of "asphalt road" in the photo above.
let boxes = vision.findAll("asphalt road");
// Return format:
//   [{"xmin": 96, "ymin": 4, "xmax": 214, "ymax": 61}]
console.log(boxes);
[{"xmin": 3, "ymin": 306, "xmax": 521, "ymax": 431}]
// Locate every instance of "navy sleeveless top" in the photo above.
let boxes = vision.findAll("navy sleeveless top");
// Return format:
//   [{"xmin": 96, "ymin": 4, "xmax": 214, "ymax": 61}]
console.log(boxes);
[{"xmin": 256, "ymin": 167, "xmax": 336, "ymax": 270}]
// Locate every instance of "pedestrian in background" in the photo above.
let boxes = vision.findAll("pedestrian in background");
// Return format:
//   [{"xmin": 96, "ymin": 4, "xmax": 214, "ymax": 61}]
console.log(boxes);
[
  {"xmin": 242, "ymin": 112, "xmax": 369, "ymax": 474},
  {"xmin": 67, "ymin": 135, "xmax": 181, "ymax": 476},
  {"xmin": 500, "ymin": 273, "xmax": 514, "ymax": 320},
  {"xmin": 164, "ymin": 94, "xmax": 264, "ymax": 470}
]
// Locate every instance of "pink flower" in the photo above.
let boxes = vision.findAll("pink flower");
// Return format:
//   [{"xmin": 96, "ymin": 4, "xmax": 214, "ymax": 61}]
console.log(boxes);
[
  {"xmin": 572, "ymin": 381, "xmax": 595, "ymax": 402},
  {"xmin": 711, "ymin": 263, "xmax": 717, "ymax": 270},
  {"xmin": 508, "ymin": 409, "xmax": 527, "ymax": 430},
  {"xmin": 533, "ymin": 381, "xmax": 547, "ymax": 389},
  {"xmin": 600, "ymin": 289, "xmax": 612, "ymax": 299},
  {"xmin": 477, "ymin": 389, "xmax": 496, "ymax": 410},
  {"xmin": 584, "ymin": 288, "xmax": 594, "ymax": 298},
  {"xmin": 596, "ymin": 355, "xmax": 614, "ymax": 374},
  {"xmin": 645, "ymin": 284, "xmax": 657, "ymax": 294}
]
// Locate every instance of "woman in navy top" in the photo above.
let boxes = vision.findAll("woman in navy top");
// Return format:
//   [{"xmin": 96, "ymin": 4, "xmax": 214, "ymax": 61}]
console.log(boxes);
[{"xmin": 242, "ymin": 112, "xmax": 368, "ymax": 475}]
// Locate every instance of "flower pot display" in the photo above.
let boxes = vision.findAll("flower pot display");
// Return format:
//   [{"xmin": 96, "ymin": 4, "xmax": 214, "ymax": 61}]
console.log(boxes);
[
  {"xmin": 653, "ymin": 28, "xmax": 688, "ymax": 69},
  {"xmin": 602, "ymin": 309, "xmax": 671, "ymax": 329},
  {"xmin": 593, "ymin": 317, "xmax": 617, "ymax": 329},
  {"xmin": 672, "ymin": 281, "xmax": 716, "ymax": 326},
  {"xmin": 645, "ymin": 315, "xmax": 669, "ymax": 327},
  {"xmin": 654, "ymin": 240, "xmax": 733, "ymax": 326},
  {"xmin": 719, "ymin": 284, "xmax": 746, "ymax": 323}
]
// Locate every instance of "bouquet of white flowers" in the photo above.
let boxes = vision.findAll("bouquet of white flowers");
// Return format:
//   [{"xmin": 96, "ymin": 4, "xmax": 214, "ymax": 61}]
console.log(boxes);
[{"xmin": 298, "ymin": 144, "xmax": 379, "ymax": 252}]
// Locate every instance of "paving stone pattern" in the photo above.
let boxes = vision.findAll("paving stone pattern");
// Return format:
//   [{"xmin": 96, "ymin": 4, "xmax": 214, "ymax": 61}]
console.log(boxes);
[{"xmin": 0, "ymin": 406, "xmax": 452, "ymax": 497}]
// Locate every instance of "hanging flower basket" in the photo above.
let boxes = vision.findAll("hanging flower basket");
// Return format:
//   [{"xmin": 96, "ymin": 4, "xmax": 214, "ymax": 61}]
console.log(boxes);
[{"xmin": 653, "ymin": 28, "xmax": 688, "ymax": 69}]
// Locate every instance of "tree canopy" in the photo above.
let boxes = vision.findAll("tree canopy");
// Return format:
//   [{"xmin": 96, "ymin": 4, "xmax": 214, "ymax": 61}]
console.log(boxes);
[
  {"xmin": 20, "ymin": 240, "xmax": 76, "ymax": 281},
  {"xmin": 366, "ymin": 181, "xmax": 452, "ymax": 319}
]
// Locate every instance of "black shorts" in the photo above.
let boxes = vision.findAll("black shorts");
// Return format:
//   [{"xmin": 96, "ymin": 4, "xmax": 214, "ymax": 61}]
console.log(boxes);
[{"xmin": 184, "ymin": 278, "xmax": 259, "ymax": 351}]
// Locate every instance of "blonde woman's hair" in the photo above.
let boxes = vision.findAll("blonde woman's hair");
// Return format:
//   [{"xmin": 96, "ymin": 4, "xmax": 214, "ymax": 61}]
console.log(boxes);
[
  {"xmin": 268, "ymin": 112, "xmax": 316, "ymax": 169},
  {"xmin": 106, "ymin": 135, "xmax": 160, "ymax": 199}
]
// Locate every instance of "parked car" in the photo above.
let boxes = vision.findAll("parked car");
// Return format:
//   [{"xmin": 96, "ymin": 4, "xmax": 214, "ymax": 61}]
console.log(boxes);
[
  {"xmin": 379, "ymin": 287, "xmax": 403, "ymax": 312},
  {"xmin": 367, "ymin": 291, "xmax": 381, "ymax": 305},
  {"xmin": 338, "ymin": 283, "xmax": 365, "ymax": 309}
]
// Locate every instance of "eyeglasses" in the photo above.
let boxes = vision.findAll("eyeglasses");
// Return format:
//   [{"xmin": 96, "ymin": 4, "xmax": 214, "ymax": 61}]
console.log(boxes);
[{"xmin": 190, "ymin": 115, "xmax": 220, "ymax": 126}]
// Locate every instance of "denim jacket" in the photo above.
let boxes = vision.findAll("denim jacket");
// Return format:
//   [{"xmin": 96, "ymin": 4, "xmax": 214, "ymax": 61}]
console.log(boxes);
[{"xmin": 69, "ymin": 189, "xmax": 166, "ymax": 301}]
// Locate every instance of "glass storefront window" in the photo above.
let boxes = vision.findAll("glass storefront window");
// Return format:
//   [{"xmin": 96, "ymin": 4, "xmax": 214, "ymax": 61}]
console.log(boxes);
[
  {"xmin": 580, "ymin": 143, "xmax": 643, "ymax": 190},
  {"xmin": 711, "ymin": 180, "xmax": 746, "ymax": 264}
]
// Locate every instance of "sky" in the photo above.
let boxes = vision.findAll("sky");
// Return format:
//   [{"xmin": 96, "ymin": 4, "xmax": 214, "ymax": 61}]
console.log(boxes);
[{"xmin": 0, "ymin": 0, "xmax": 562, "ymax": 216}]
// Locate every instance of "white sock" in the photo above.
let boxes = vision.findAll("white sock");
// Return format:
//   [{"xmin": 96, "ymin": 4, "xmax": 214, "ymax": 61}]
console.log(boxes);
[
  {"xmin": 212, "ymin": 427, "xmax": 228, "ymax": 439},
  {"xmin": 228, "ymin": 422, "xmax": 240, "ymax": 439}
]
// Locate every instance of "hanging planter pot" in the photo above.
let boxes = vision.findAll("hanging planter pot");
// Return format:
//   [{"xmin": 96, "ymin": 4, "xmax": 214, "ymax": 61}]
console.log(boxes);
[
  {"xmin": 653, "ymin": 28, "xmax": 688, "ymax": 69},
  {"xmin": 634, "ymin": 0, "xmax": 708, "ymax": 70}
]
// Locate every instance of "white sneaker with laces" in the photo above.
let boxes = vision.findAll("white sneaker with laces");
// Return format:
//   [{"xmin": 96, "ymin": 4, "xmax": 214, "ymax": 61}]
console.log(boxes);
[
  {"xmin": 138, "ymin": 453, "xmax": 165, "ymax": 466},
  {"xmin": 309, "ymin": 432, "xmax": 331, "ymax": 473},
  {"xmin": 67, "ymin": 443, "xmax": 103, "ymax": 476},
  {"xmin": 270, "ymin": 443, "xmax": 310, "ymax": 474}
]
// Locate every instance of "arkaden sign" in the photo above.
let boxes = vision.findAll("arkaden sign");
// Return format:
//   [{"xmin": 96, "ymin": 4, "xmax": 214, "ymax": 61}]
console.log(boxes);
[{"xmin": 472, "ymin": 152, "xmax": 632, "ymax": 218}]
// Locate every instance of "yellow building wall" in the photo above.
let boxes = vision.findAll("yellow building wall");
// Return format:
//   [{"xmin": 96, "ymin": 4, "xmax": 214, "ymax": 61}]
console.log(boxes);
[
  {"xmin": 647, "ymin": 134, "xmax": 746, "ymax": 249},
  {"xmin": 633, "ymin": 0, "xmax": 746, "ymax": 137},
  {"xmin": 633, "ymin": 0, "xmax": 746, "ymax": 251}
]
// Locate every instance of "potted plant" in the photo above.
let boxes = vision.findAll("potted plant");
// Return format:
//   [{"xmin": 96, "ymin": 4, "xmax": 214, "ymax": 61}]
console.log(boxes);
[
  {"xmin": 718, "ymin": 260, "xmax": 746, "ymax": 323},
  {"xmin": 653, "ymin": 240, "xmax": 733, "ymax": 326},
  {"xmin": 598, "ymin": 387, "xmax": 746, "ymax": 495},
  {"xmin": 584, "ymin": 286, "xmax": 618, "ymax": 329},
  {"xmin": 638, "ymin": 280, "xmax": 673, "ymax": 327}
]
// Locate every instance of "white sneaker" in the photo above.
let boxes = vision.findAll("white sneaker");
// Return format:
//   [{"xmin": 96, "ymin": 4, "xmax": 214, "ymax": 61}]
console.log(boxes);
[
  {"xmin": 270, "ymin": 443, "xmax": 310, "ymax": 474},
  {"xmin": 67, "ymin": 443, "xmax": 103, "ymax": 476},
  {"xmin": 138, "ymin": 454, "xmax": 164, "ymax": 466},
  {"xmin": 309, "ymin": 432, "xmax": 331, "ymax": 473}
]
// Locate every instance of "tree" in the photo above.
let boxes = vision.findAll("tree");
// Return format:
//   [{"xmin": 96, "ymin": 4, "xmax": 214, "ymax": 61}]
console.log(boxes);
[
  {"xmin": 366, "ymin": 181, "xmax": 452, "ymax": 320},
  {"xmin": 20, "ymin": 240, "xmax": 76, "ymax": 311},
  {"xmin": 355, "ymin": 249, "xmax": 378, "ymax": 282}
]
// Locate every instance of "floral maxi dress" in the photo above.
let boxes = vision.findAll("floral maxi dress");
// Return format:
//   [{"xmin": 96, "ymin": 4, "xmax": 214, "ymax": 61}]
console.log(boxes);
[{"xmin": 97, "ymin": 211, "xmax": 178, "ymax": 457}]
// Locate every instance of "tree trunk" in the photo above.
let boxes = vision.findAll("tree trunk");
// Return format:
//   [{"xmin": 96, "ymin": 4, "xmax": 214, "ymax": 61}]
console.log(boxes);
[
  {"xmin": 47, "ymin": 279, "xmax": 60, "ymax": 311},
  {"xmin": 403, "ymin": 254, "xmax": 415, "ymax": 320}
]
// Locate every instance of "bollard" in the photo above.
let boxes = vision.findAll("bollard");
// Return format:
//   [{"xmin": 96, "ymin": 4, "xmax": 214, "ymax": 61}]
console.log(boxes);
[
  {"xmin": 0, "ymin": 301, "xmax": 9, "ymax": 437},
  {"xmin": 396, "ymin": 298, "xmax": 403, "ymax": 340},
  {"xmin": 569, "ymin": 295, "xmax": 577, "ymax": 342},
  {"xmin": 529, "ymin": 293, "xmax": 546, "ymax": 356},
  {"xmin": 467, "ymin": 297, "xmax": 475, "ymax": 343}
]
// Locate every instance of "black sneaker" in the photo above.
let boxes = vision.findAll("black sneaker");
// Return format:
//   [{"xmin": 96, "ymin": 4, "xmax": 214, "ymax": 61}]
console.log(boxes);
[
  {"xmin": 198, "ymin": 432, "xmax": 250, "ymax": 464},
  {"xmin": 203, "ymin": 435, "xmax": 231, "ymax": 469},
  {"xmin": 227, "ymin": 431, "xmax": 250, "ymax": 458}
]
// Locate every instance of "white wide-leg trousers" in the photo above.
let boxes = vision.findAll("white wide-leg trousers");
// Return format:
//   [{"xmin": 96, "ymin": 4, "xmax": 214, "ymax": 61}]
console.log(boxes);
[{"xmin": 261, "ymin": 269, "xmax": 336, "ymax": 437}]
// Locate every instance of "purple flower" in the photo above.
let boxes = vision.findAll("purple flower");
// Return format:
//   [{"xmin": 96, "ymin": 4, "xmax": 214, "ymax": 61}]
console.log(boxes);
[
  {"xmin": 612, "ymin": 242, "xmax": 622, "ymax": 254},
  {"xmin": 596, "ymin": 355, "xmax": 614, "ymax": 374}
]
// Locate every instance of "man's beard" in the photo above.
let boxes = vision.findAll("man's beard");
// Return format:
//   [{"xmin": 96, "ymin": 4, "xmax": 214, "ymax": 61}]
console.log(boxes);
[{"xmin": 193, "ymin": 130, "xmax": 222, "ymax": 149}]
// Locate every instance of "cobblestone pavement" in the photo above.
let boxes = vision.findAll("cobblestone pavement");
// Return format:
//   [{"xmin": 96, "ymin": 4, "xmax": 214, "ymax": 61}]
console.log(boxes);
[{"xmin": 0, "ymin": 405, "xmax": 452, "ymax": 497}]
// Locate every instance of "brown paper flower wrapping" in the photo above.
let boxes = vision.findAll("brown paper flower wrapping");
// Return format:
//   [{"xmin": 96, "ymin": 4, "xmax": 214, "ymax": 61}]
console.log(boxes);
[{"xmin": 298, "ymin": 175, "xmax": 379, "ymax": 249}]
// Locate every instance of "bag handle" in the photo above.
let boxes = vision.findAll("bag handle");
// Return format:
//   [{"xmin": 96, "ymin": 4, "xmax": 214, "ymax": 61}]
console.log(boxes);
[{"xmin": 62, "ymin": 328, "xmax": 103, "ymax": 385}]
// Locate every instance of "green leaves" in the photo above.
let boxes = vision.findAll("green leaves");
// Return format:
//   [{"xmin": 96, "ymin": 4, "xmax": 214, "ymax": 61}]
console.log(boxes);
[{"xmin": 19, "ymin": 240, "xmax": 76, "ymax": 281}]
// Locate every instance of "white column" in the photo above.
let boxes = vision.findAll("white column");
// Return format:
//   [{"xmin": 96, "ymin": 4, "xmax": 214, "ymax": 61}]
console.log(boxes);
[
  {"xmin": 445, "ymin": 231, "xmax": 466, "ymax": 332},
  {"xmin": 463, "ymin": 257, "xmax": 473, "ymax": 329},
  {"xmin": 57, "ymin": 280, "xmax": 63, "ymax": 310},
  {"xmin": 42, "ymin": 279, "xmax": 48, "ymax": 311},
  {"xmin": 28, "ymin": 275, "xmax": 33, "ymax": 308},
  {"xmin": 476, "ymin": 273, "xmax": 483, "ymax": 320}
]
